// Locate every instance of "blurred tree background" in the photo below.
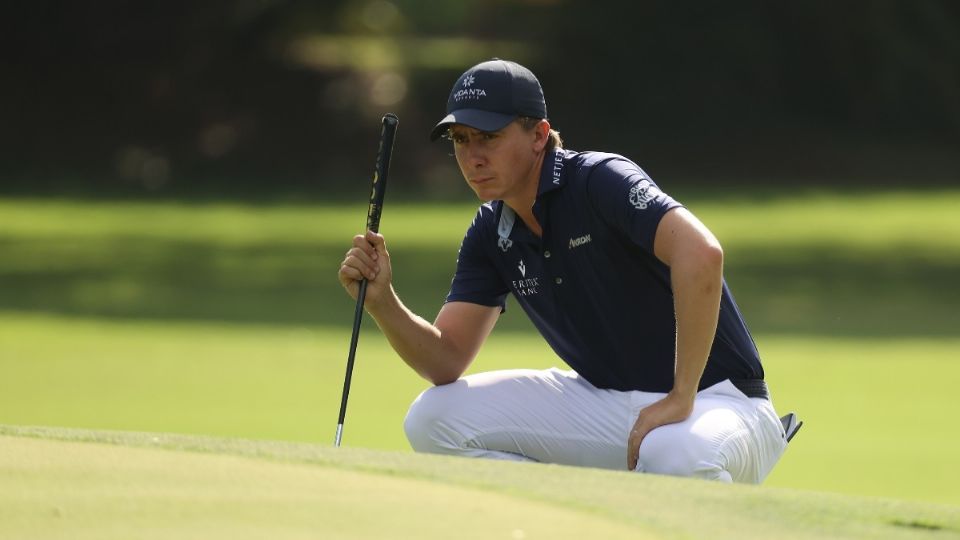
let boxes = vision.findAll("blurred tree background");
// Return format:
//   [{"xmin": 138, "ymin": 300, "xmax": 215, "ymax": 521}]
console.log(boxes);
[{"xmin": 2, "ymin": 0, "xmax": 958, "ymax": 199}]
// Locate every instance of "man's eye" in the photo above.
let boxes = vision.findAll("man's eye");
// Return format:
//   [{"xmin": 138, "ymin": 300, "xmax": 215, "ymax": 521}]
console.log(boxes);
[{"xmin": 482, "ymin": 133, "xmax": 497, "ymax": 141}]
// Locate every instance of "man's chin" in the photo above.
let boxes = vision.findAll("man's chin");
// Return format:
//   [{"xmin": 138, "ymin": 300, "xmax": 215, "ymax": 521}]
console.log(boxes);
[{"xmin": 471, "ymin": 188, "xmax": 498, "ymax": 203}]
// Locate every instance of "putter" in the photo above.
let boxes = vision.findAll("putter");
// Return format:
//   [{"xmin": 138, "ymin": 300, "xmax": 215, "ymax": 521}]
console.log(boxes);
[{"xmin": 335, "ymin": 113, "xmax": 399, "ymax": 447}]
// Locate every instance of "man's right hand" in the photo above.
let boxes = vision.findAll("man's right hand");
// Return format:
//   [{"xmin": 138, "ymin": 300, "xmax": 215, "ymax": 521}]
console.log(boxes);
[
  {"xmin": 338, "ymin": 230, "xmax": 393, "ymax": 310},
  {"xmin": 338, "ymin": 229, "xmax": 500, "ymax": 385}
]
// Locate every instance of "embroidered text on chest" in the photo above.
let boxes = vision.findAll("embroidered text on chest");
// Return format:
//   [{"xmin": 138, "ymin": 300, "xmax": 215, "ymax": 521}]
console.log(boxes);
[
  {"xmin": 569, "ymin": 234, "xmax": 592, "ymax": 249},
  {"xmin": 512, "ymin": 259, "xmax": 541, "ymax": 296}
]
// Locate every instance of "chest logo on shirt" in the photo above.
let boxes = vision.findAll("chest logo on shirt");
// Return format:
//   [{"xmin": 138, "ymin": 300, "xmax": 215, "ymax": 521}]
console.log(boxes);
[
  {"xmin": 512, "ymin": 259, "xmax": 540, "ymax": 296},
  {"xmin": 498, "ymin": 237, "xmax": 513, "ymax": 252},
  {"xmin": 628, "ymin": 179, "xmax": 661, "ymax": 210},
  {"xmin": 569, "ymin": 234, "xmax": 592, "ymax": 249}
]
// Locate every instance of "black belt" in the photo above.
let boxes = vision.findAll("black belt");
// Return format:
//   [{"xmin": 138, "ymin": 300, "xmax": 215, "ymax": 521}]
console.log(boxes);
[{"xmin": 730, "ymin": 379, "xmax": 769, "ymax": 400}]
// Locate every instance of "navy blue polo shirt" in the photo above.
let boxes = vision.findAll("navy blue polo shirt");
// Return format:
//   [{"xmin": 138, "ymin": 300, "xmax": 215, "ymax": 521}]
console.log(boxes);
[{"xmin": 446, "ymin": 148, "xmax": 764, "ymax": 393}]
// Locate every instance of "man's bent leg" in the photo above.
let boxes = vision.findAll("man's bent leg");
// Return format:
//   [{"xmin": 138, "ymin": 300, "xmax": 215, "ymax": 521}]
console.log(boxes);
[
  {"xmin": 404, "ymin": 368, "xmax": 632, "ymax": 469},
  {"xmin": 632, "ymin": 380, "xmax": 788, "ymax": 483}
]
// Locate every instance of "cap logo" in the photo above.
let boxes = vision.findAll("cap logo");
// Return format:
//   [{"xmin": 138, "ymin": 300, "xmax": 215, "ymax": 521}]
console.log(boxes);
[
  {"xmin": 453, "ymin": 87, "xmax": 487, "ymax": 102},
  {"xmin": 453, "ymin": 72, "xmax": 487, "ymax": 102}
]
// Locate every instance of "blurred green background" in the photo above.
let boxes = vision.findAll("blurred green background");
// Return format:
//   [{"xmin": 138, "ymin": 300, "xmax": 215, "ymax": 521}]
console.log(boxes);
[{"xmin": 1, "ymin": 0, "xmax": 959, "ymax": 508}]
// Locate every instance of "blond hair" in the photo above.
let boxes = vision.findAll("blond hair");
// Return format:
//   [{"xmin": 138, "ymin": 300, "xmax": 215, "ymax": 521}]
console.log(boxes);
[{"xmin": 518, "ymin": 116, "xmax": 563, "ymax": 151}]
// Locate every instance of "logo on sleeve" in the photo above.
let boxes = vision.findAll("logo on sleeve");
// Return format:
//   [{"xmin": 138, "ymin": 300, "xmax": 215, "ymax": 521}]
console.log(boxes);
[{"xmin": 628, "ymin": 179, "xmax": 661, "ymax": 210}]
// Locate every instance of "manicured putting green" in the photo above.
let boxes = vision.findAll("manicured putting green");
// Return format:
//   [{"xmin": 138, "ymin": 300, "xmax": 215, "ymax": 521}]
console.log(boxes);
[
  {"xmin": 1, "ymin": 427, "xmax": 957, "ymax": 540},
  {"xmin": 1, "ymin": 436, "xmax": 643, "ymax": 539}
]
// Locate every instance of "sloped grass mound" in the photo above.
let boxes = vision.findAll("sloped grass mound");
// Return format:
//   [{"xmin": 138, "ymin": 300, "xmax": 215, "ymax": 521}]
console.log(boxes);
[{"xmin": 1, "ymin": 426, "xmax": 957, "ymax": 539}]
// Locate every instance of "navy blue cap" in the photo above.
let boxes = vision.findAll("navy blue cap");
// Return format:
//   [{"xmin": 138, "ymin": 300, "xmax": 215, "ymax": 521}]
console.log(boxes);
[{"xmin": 430, "ymin": 59, "xmax": 547, "ymax": 141}]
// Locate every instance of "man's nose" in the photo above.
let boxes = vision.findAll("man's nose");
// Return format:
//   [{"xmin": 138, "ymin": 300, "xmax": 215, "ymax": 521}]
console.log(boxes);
[{"xmin": 463, "ymin": 141, "xmax": 486, "ymax": 166}]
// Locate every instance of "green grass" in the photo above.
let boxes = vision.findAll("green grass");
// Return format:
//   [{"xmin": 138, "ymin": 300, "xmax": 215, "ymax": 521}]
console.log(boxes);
[
  {"xmin": 2, "ymin": 426, "xmax": 958, "ymax": 539},
  {"xmin": 2, "ymin": 312, "xmax": 958, "ymax": 506},
  {"xmin": 1, "ymin": 191, "xmax": 957, "ymax": 335},
  {"xmin": 1, "ymin": 191, "xmax": 959, "ymax": 510}
]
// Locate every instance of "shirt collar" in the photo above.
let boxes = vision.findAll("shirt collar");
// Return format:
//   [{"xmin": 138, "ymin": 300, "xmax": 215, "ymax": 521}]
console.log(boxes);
[
  {"xmin": 537, "ymin": 148, "xmax": 568, "ymax": 197},
  {"xmin": 495, "ymin": 148, "xmax": 567, "ymax": 245}
]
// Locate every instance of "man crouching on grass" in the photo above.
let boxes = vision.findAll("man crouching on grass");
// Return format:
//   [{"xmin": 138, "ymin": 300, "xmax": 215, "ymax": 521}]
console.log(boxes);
[{"xmin": 339, "ymin": 59, "xmax": 789, "ymax": 482}]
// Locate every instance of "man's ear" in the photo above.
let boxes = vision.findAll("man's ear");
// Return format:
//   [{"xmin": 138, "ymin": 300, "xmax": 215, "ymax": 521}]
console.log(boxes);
[{"xmin": 533, "ymin": 120, "xmax": 550, "ymax": 152}]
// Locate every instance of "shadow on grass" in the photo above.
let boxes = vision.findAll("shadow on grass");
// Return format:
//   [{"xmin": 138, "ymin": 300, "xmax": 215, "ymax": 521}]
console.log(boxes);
[{"xmin": 0, "ymin": 235, "xmax": 957, "ymax": 338}]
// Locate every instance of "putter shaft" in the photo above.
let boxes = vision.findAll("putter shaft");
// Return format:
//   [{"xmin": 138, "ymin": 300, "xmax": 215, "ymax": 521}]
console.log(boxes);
[{"xmin": 336, "ymin": 279, "xmax": 368, "ymax": 446}]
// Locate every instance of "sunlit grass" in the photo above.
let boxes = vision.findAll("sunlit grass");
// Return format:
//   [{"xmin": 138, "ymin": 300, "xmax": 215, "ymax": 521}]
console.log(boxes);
[
  {"xmin": 1, "ymin": 312, "xmax": 958, "ymax": 506},
  {"xmin": 689, "ymin": 189, "xmax": 960, "ymax": 253},
  {"xmin": 2, "ymin": 189, "xmax": 959, "ymax": 253},
  {"xmin": 5, "ymin": 426, "xmax": 957, "ymax": 539}
]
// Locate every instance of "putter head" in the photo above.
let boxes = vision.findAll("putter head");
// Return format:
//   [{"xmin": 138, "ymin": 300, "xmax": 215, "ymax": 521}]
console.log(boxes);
[{"xmin": 780, "ymin": 412, "xmax": 803, "ymax": 443}]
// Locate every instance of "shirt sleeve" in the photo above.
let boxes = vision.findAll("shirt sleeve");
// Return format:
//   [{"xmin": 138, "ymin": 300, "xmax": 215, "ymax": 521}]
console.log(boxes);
[
  {"xmin": 585, "ymin": 158, "xmax": 683, "ymax": 252},
  {"xmin": 445, "ymin": 206, "xmax": 509, "ymax": 309}
]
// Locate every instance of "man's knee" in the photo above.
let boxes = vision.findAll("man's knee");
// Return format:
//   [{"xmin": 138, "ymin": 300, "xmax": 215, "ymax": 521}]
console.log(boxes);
[
  {"xmin": 636, "ymin": 433, "xmax": 718, "ymax": 479},
  {"xmin": 403, "ymin": 383, "xmax": 463, "ymax": 454},
  {"xmin": 635, "ymin": 416, "xmax": 748, "ymax": 482}
]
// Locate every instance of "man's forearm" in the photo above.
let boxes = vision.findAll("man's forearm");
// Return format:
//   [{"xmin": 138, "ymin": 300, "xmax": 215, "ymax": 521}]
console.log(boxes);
[
  {"xmin": 626, "ymin": 247, "xmax": 723, "ymax": 469},
  {"xmin": 367, "ymin": 290, "xmax": 457, "ymax": 384},
  {"xmin": 669, "ymin": 245, "xmax": 723, "ymax": 399},
  {"xmin": 367, "ymin": 289, "xmax": 470, "ymax": 385}
]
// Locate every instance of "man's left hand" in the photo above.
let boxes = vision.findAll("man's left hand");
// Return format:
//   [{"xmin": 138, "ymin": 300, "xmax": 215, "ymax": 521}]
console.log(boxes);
[{"xmin": 627, "ymin": 391, "xmax": 696, "ymax": 470}]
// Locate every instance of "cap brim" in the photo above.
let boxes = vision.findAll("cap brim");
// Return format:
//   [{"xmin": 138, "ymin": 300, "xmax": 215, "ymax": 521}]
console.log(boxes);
[{"xmin": 429, "ymin": 109, "xmax": 517, "ymax": 141}]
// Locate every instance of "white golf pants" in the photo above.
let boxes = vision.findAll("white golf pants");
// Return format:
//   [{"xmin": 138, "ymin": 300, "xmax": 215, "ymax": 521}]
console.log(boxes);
[{"xmin": 404, "ymin": 368, "xmax": 788, "ymax": 483}]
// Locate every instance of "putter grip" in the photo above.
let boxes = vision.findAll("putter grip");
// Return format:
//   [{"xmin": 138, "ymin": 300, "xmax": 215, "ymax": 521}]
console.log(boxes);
[{"xmin": 366, "ymin": 113, "xmax": 398, "ymax": 233}]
